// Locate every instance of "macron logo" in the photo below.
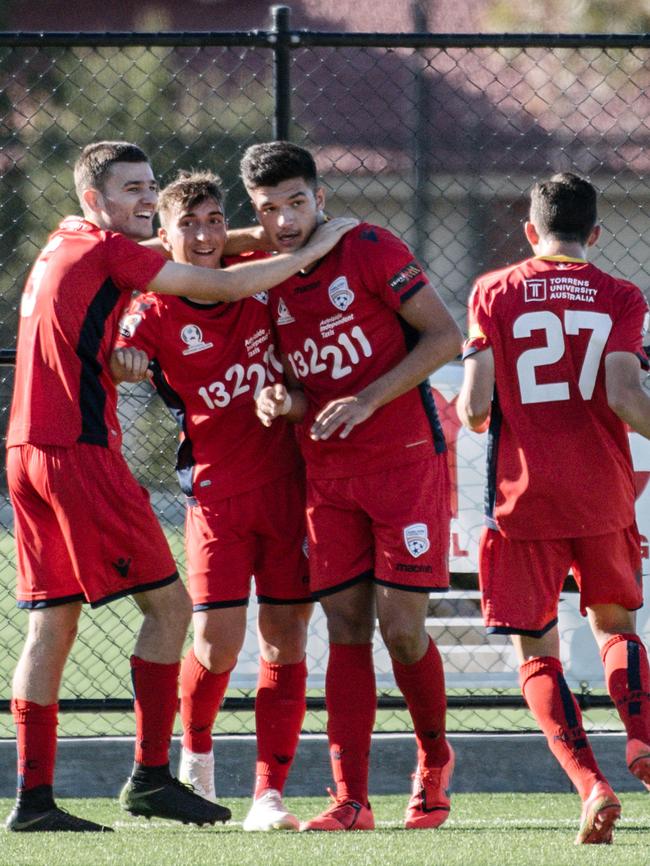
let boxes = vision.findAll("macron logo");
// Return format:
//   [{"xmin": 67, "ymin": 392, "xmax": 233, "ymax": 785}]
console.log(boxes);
[{"xmin": 111, "ymin": 557, "xmax": 132, "ymax": 578}]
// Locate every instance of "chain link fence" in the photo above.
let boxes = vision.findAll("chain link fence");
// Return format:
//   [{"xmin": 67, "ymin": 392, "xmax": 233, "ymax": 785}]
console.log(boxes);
[{"xmin": 1, "ymin": 13, "xmax": 650, "ymax": 737}]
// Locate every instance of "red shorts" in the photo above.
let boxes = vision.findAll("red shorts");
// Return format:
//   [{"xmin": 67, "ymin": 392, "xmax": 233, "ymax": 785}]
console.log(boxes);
[
  {"xmin": 185, "ymin": 472, "xmax": 309, "ymax": 608},
  {"xmin": 479, "ymin": 525, "xmax": 644, "ymax": 636},
  {"xmin": 8, "ymin": 443, "xmax": 178, "ymax": 608},
  {"xmin": 307, "ymin": 455, "xmax": 451, "ymax": 597}
]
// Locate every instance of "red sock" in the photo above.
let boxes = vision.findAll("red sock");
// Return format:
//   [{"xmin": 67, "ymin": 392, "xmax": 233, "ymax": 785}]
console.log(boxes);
[
  {"xmin": 254, "ymin": 657, "xmax": 307, "ymax": 797},
  {"xmin": 520, "ymin": 656, "xmax": 604, "ymax": 799},
  {"xmin": 601, "ymin": 633, "xmax": 650, "ymax": 743},
  {"xmin": 131, "ymin": 655, "xmax": 179, "ymax": 766},
  {"xmin": 180, "ymin": 648, "xmax": 231, "ymax": 754},
  {"xmin": 392, "ymin": 637, "xmax": 449, "ymax": 769},
  {"xmin": 326, "ymin": 643, "xmax": 376, "ymax": 805},
  {"xmin": 12, "ymin": 699, "xmax": 58, "ymax": 792}
]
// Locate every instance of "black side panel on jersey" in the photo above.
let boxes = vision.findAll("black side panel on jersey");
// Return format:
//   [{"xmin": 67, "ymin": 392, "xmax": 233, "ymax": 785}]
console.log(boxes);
[
  {"xmin": 76, "ymin": 278, "xmax": 121, "ymax": 447},
  {"xmin": 149, "ymin": 359, "xmax": 195, "ymax": 497},
  {"xmin": 484, "ymin": 387, "xmax": 502, "ymax": 529},
  {"xmin": 397, "ymin": 315, "xmax": 447, "ymax": 455}
]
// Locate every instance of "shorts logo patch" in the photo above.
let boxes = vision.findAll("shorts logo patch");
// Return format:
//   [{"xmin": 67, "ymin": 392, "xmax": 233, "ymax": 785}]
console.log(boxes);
[
  {"xmin": 302, "ymin": 536, "xmax": 310, "ymax": 559},
  {"xmin": 524, "ymin": 278, "xmax": 547, "ymax": 302},
  {"xmin": 328, "ymin": 276, "xmax": 354, "ymax": 311},
  {"xmin": 253, "ymin": 291, "xmax": 269, "ymax": 304},
  {"xmin": 388, "ymin": 261, "xmax": 422, "ymax": 292},
  {"xmin": 180, "ymin": 324, "xmax": 214, "ymax": 355},
  {"xmin": 403, "ymin": 523, "xmax": 430, "ymax": 558},
  {"xmin": 276, "ymin": 297, "xmax": 295, "ymax": 325}
]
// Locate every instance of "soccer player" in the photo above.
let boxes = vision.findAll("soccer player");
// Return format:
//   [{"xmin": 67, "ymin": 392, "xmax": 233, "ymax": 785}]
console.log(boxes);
[
  {"xmin": 457, "ymin": 172, "xmax": 650, "ymax": 845},
  {"xmin": 246, "ymin": 141, "xmax": 462, "ymax": 831},
  {"xmin": 4, "ymin": 140, "xmax": 355, "ymax": 833},
  {"xmin": 112, "ymin": 170, "xmax": 311, "ymax": 832}
]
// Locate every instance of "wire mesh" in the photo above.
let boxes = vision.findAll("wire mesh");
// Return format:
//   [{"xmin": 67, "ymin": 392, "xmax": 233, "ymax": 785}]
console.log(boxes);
[{"xmin": 1, "ymin": 29, "xmax": 649, "ymax": 737}]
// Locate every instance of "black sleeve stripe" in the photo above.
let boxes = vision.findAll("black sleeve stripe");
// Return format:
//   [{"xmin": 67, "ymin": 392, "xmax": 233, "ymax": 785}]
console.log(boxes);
[{"xmin": 400, "ymin": 281, "xmax": 426, "ymax": 303}]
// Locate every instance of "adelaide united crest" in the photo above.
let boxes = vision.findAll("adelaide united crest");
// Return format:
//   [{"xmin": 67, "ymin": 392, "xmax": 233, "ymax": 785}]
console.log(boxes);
[
  {"xmin": 328, "ymin": 276, "xmax": 354, "ymax": 311},
  {"xmin": 403, "ymin": 523, "xmax": 430, "ymax": 558}
]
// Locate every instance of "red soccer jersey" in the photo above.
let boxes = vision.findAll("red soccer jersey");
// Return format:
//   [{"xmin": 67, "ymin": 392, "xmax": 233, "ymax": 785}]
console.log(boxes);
[
  {"xmin": 7, "ymin": 218, "xmax": 166, "ymax": 451},
  {"xmin": 268, "ymin": 223, "xmax": 446, "ymax": 479},
  {"xmin": 115, "ymin": 278, "xmax": 301, "ymax": 502},
  {"xmin": 464, "ymin": 254, "xmax": 649, "ymax": 540}
]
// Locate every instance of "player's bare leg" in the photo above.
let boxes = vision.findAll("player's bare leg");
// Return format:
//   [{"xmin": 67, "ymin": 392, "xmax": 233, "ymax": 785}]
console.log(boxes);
[
  {"xmin": 7, "ymin": 602, "xmax": 112, "ymax": 832},
  {"xmin": 300, "ymin": 581, "xmax": 376, "ymax": 831},
  {"xmin": 13, "ymin": 603, "xmax": 82, "ymax": 704},
  {"xmin": 588, "ymin": 604, "xmax": 650, "ymax": 790},
  {"xmin": 513, "ymin": 629, "xmax": 620, "ymax": 844},
  {"xmin": 243, "ymin": 601, "xmax": 312, "ymax": 831},
  {"xmin": 133, "ymin": 577, "xmax": 192, "ymax": 663},
  {"xmin": 121, "ymin": 580, "xmax": 230, "ymax": 825},
  {"xmin": 178, "ymin": 606, "xmax": 247, "ymax": 802},
  {"xmin": 376, "ymin": 587, "xmax": 453, "ymax": 829}
]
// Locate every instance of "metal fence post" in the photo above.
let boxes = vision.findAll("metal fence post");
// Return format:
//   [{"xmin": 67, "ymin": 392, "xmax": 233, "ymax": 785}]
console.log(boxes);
[
  {"xmin": 410, "ymin": 0, "xmax": 429, "ymax": 266},
  {"xmin": 271, "ymin": 5, "xmax": 292, "ymax": 141}
]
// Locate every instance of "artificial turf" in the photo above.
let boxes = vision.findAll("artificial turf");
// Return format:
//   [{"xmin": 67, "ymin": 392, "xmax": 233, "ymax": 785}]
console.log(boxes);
[{"xmin": 2, "ymin": 792, "xmax": 649, "ymax": 866}]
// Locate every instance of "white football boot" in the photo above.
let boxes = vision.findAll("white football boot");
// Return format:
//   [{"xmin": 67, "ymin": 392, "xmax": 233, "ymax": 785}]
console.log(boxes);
[
  {"xmin": 178, "ymin": 747, "xmax": 217, "ymax": 803},
  {"xmin": 243, "ymin": 788, "xmax": 299, "ymax": 831}
]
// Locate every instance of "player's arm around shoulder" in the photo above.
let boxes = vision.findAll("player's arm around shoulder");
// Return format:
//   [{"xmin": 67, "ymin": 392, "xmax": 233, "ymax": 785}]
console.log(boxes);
[
  {"xmin": 145, "ymin": 218, "xmax": 358, "ymax": 303},
  {"xmin": 606, "ymin": 351, "xmax": 650, "ymax": 439}
]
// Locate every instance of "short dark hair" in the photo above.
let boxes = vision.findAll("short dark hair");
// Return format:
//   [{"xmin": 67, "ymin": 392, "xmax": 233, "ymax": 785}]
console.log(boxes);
[
  {"xmin": 240, "ymin": 141, "xmax": 318, "ymax": 190},
  {"xmin": 529, "ymin": 172, "xmax": 597, "ymax": 244},
  {"xmin": 158, "ymin": 170, "xmax": 225, "ymax": 227},
  {"xmin": 73, "ymin": 141, "xmax": 150, "ymax": 199}
]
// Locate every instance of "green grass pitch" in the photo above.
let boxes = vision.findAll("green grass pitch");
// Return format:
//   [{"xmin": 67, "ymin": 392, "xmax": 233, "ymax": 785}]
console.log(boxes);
[{"xmin": 2, "ymin": 793, "xmax": 650, "ymax": 866}]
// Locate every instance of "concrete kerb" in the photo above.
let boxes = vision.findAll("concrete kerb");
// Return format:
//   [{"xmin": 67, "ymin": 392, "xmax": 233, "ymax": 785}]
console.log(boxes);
[{"xmin": 0, "ymin": 732, "xmax": 640, "ymax": 798}]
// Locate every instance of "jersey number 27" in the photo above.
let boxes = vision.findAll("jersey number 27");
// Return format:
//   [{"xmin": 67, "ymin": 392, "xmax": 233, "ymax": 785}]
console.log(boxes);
[{"xmin": 514, "ymin": 309, "xmax": 612, "ymax": 404}]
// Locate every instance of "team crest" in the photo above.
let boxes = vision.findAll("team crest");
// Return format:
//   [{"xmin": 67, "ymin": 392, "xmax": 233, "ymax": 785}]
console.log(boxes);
[
  {"xmin": 403, "ymin": 523, "xmax": 430, "ymax": 558},
  {"xmin": 253, "ymin": 291, "xmax": 268, "ymax": 305},
  {"xmin": 276, "ymin": 297, "xmax": 295, "ymax": 325},
  {"xmin": 328, "ymin": 276, "xmax": 354, "ymax": 311},
  {"xmin": 180, "ymin": 324, "xmax": 213, "ymax": 355}
]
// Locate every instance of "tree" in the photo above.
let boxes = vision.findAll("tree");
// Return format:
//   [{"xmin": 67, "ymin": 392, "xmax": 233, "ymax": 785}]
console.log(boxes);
[{"xmin": 481, "ymin": 0, "xmax": 650, "ymax": 33}]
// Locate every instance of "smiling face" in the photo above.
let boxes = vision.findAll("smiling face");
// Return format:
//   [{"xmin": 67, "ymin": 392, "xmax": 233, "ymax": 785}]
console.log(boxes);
[
  {"xmin": 158, "ymin": 196, "xmax": 227, "ymax": 269},
  {"xmin": 84, "ymin": 160, "xmax": 159, "ymax": 240},
  {"xmin": 247, "ymin": 177, "xmax": 325, "ymax": 253}
]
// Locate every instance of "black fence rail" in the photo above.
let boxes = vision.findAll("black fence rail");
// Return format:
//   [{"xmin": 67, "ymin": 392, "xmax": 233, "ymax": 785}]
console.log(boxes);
[{"xmin": 1, "ymin": 8, "xmax": 649, "ymax": 737}]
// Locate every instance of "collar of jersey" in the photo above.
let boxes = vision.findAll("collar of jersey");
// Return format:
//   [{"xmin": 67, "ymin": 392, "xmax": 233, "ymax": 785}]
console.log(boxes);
[
  {"xmin": 179, "ymin": 296, "xmax": 223, "ymax": 310},
  {"xmin": 534, "ymin": 254, "xmax": 587, "ymax": 263}
]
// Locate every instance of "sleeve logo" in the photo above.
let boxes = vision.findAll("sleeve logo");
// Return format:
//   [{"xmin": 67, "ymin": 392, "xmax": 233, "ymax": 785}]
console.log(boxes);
[
  {"xmin": 403, "ymin": 523, "xmax": 430, "ymax": 558},
  {"xmin": 118, "ymin": 313, "xmax": 142, "ymax": 338},
  {"xmin": 388, "ymin": 261, "xmax": 422, "ymax": 292},
  {"xmin": 328, "ymin": 276, "xmax": 355, "ymax": 311}
]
